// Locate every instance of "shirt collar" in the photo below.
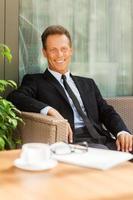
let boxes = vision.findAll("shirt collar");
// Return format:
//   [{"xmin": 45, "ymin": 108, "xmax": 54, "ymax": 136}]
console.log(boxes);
[{"xmin": 48, "ymin": 68, "xmax": 70, "ymax": 83}]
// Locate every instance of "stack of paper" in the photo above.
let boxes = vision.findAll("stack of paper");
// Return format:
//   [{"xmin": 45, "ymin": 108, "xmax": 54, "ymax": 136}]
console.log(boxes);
[{"xmin": 52, "ymin": 147, "xmax": 133, "ymax": 170}]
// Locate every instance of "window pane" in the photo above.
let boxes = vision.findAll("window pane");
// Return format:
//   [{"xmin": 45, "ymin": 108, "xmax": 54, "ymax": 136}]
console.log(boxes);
[{"xmin": 19, "ymin": 0, "xmax": 133, "ymax": 97}]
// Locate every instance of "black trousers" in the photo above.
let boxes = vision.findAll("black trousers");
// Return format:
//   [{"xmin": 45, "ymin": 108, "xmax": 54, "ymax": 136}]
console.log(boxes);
[{"xmin": 74, "ymin": 127, "xmax": 117, "ymax": 150}]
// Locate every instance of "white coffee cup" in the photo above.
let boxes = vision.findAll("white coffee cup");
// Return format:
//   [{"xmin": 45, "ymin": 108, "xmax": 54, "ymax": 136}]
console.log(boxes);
[{"xmin": 20, "ymin": 143, "xmax": 51, "ymax": 165}]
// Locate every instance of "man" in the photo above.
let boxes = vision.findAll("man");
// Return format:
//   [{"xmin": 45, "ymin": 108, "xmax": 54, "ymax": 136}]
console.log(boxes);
[{"xmin": 8, "ymin": 25, "xmax": 133, "ymax": 152}]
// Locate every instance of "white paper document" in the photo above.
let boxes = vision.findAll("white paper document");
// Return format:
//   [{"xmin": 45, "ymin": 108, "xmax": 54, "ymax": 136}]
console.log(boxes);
[{"xmin": 52, "ymin": 147, "xmax": 133, "ymax": 170}]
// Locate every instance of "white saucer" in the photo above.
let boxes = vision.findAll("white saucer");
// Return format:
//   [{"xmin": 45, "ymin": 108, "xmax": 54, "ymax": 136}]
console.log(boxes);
[{"xmin": 14, "ymin": 158, "xmax": 58, "ymax": 171}]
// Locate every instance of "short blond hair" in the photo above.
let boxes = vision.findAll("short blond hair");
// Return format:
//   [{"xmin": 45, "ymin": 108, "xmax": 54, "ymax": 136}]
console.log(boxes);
[{"xmin": 41, "ymin": 25, "xmax": 72, "ymax": 49}]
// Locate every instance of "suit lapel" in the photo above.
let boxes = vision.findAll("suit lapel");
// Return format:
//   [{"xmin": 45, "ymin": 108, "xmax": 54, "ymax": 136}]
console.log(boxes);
[
  {"xmin": 71, "ymin": 74, "xmax": 102, "ymax": 131},
  {"xmin": 43, "ymin": 69, "xmax": 71, "ymax": 106}
]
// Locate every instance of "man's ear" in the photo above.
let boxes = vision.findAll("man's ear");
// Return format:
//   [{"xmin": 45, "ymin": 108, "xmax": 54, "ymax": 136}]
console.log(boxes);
[{"xmin": 42, "ymin": 48, "xmax": 47, "ymax": 58}]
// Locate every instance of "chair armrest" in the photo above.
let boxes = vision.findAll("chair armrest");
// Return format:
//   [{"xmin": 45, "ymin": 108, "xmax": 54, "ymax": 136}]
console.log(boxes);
[
  {"xmin": 106, "ymin": 96, "xmax": 133, "ymax": 133},
  {"xmin": 18, "ymin": 112, "xmax": 68, "ymax": 144}
]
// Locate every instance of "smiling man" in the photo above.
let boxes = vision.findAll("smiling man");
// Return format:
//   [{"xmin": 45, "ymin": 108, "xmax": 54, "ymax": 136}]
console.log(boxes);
[
  {"xmin": 8, "ymin": 25, "xmax": 133, "ymax": 152},
  {"xmin": 42, "ymin": 34, "xmax": 72, "ymax": 74}
]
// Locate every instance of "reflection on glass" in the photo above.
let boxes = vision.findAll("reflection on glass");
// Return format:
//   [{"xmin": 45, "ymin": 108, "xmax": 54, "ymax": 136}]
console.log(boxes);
[{"xmin": 19, "ymin": 0, "xmax": 133, "ymax": 97}]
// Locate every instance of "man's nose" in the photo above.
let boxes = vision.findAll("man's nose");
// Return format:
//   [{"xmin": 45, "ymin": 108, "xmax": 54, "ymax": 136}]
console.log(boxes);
[{"xmin": 57, "ymin": 50, "xmax": 63, "ymax": 57}]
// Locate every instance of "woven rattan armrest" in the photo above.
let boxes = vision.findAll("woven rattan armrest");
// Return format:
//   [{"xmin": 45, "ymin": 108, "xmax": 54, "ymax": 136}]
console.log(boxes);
[
  {"xmin": 106, "ymin": 96, "xmax": 133, "ymax": 133},
  {"xmin": 18, "ymin": 112, "xmax": 68, "ymax": 144}
]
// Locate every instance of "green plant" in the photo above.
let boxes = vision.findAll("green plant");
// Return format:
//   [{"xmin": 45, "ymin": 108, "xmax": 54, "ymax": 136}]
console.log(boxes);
[
  {"xmin": 0, "ymin": 44, "xmax": 22, "ymax": 150},
  {"xmin": 0, "ymin": 44, "xmax": 12, "ymax": 62}
]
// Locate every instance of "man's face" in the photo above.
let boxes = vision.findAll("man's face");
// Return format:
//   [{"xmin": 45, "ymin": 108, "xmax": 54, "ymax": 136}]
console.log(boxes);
[{"xmin": 42, "ymin": 34, "xmax": 73, "ymax": 74}]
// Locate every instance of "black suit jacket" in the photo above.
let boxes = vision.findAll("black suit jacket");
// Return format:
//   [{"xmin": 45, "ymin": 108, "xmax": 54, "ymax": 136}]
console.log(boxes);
[{"xmin": 7, "ymin": 69, "xmax": 129, "ymax": 137}]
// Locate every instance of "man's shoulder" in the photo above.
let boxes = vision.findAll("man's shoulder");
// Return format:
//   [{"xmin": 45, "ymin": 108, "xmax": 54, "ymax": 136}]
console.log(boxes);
[
  {"xmin": 21, "ymin": 73, "xmax": 45, "ymax": 85},
  {"xmin": 23, "ymin": 73, "xmax": 44, "ymax": 80},
  {"xmin": 72, "ymin": 74, "xmax": 95, "ymax": 83}
]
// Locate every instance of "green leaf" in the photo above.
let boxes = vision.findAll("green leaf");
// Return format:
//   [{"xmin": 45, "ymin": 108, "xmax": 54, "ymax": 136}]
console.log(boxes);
[
  {"xmin": 0, "ymin": 79, "xmax": 17, "ymax": 93},
  {"xmin": 2, "ymin": 135, "xmax": 13, "ymax": 149},
  {"xmin": 16, "ymin": 139, "xmax": 22, "ymax": 145},
  {"xmin": 0, "ymin": 44, "xmax": 23, "ymax": 150},
  {"xmin": 0, "ymin": 137, "xmax": 5, "ymax": 150},
  {"xmin": 7, "ymin": 80, "xmax": 17, "ymax": 89},
  {"xmin": 0, "ymin": 44, "xmax": 12, "ymax": 62}
]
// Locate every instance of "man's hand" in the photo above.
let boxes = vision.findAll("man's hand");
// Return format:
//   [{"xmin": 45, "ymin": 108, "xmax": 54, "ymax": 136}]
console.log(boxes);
[
  {"xmin": 48, "ymin": 108, "xmax": 64, "ymax": 119},
  {"xmin": 116, "ymin": 131, "xmax": 133, "ymax": 152},
  {"xmin": 48, "ymin": 108, "xmax": 73, "ymax": 143}
]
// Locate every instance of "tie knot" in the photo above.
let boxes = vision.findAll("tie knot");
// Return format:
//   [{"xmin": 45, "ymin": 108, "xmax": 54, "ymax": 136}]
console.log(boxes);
[{"xmin": 61, "ymin": 74, "xmax": 66, "ymax": 81}]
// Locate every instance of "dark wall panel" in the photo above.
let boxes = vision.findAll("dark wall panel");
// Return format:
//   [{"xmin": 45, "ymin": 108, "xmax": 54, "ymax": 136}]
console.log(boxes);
[
  {"xmin": 5, "ymin": 0, "xmax": 19, "ymax": 83},
  {"xmin": 0, "ymin": 0, "xmax": 5, "ymax": 79}
]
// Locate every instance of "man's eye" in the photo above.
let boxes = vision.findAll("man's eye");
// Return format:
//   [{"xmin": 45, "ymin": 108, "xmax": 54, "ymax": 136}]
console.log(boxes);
[
  {"xmin": 50, "ymin": 49, "xmax": 56, "ymax": 53},
  {"xmin": 62, "ymin": 48, "xmax": 67, "ymax": 52}
]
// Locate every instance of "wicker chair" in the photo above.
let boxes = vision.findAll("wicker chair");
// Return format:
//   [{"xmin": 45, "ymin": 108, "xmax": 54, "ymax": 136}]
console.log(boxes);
[
  {"xmin": 17, "ymin": 112, "xmax": 68, "ymax": 145},
  {"xmin": 17, "ymin": 96, "xmax": 133, "ymax": 145},
  {"xmin": 106, "ymin": 96, "xmax": 133, "ymax": 134}
]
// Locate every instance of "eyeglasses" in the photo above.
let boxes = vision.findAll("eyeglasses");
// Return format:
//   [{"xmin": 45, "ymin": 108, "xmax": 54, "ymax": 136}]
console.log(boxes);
[
  {"xmin": 70, "ymin": 141, "xmax": 89, "ymax": 153},
  {"xmin": 50, "ymin": 141, "xmax": 88, "ymax": 155}
]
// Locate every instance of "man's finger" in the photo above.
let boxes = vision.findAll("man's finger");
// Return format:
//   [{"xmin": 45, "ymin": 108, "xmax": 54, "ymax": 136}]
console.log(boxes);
[
  {"xmin": 48, "ymin": 108, "xmax": 64, "ymax": 119},
  {"xmin": 125, "ymin": 134, "xmax": 130, "ymax": 152},
  {"xmin": 116, "ymin": 139, "xmax": 120, "ymax": 151},
  {"xmin": 67, "ymin": 123, "xmax": 73, "ymax": 143},
  {"xmin": 120, "ymin": 135, "xmax": 125, "ymax": 152},
  {"xmin": 129, "ymin": 135, "xmax": 133, "ymax": 152}
]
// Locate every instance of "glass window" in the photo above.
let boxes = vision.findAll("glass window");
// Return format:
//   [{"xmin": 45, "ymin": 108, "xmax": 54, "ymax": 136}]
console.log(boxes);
[{"xmin": 19, "ymin": 0, "xmax": 133, "ymax": 97}]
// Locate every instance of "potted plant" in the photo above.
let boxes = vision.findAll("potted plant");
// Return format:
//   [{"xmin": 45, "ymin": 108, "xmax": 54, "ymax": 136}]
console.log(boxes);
[{"xmin": 0, "ymin": 44, "xmax": 22, "ymax": 150}]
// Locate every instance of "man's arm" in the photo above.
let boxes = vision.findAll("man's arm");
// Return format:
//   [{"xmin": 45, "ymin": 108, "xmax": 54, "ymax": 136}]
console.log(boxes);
[
  {"xmin": 7, "ymin": 74, "xmax": 47, "ymax": 113},
  {"xmin": 8, "ymin": 74, "xmax": 73, "ymax": 143},
  {"xmin": 92, "ymin": 79, "xmax": 133, "ymax": 152},
  {"xmin": 41, "ymin": 107, "xmax": 73, "ymax": 143},
  {"xmin": 92, "ymin": 79, "xmax": 129, "ymax": 135}
]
